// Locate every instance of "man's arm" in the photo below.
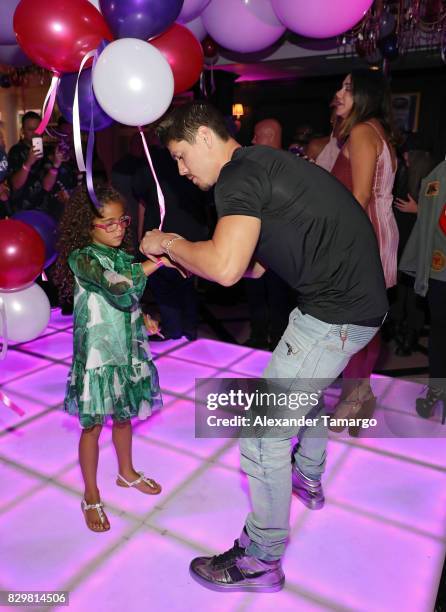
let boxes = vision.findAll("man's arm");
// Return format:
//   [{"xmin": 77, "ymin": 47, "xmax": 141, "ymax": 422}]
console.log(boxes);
[
  {"xmin": 10, "ymin": 146, "xmax": 42, "ymax": 191},
  {"xmin": 141, "ymin": 214, "xmax": 261, "ymax": 287}
]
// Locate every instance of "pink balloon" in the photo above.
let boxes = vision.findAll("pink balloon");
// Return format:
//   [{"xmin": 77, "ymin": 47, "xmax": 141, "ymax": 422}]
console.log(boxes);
[
  {"xmin": 178, "ymin": 0, "xmax": 210, "ymax": 23},
  {"xmin": 271, "ymin": 0, "xmax": 374, "ymax": 39},
  {"xmin": 179, "ymin": 16, "xmax": 207, "ymax": 41},
  {"xmin": 202, "ymin": 0, "xmax": 285, "ymax": 53}
]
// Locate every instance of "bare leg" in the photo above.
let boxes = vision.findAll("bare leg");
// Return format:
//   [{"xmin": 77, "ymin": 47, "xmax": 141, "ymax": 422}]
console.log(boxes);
[
  {"xmin": 112, "ymin": 419, "xmax": 161, "ymax": 495},
  {"xmin": 79, "ymin": 424, "xmax": 110, "ymax": 531}
]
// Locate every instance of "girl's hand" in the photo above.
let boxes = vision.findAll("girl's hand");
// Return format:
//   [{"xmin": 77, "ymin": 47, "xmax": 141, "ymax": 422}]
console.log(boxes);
[
  {"xmin": 395, "ymin": 194, "xmax": 418, "ymax": 214},
  {"xmin": 158, "ymin": 255, "xmax": 189, "ymax": 278},
  {"xmin": 143, "ymin": 314, "xmax": 163, "ymax": 337}
]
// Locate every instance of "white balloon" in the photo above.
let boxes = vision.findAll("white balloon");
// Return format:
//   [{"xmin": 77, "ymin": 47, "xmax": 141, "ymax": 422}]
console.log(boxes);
[
  {"xmin": 180, "ymin": 16, "xmax": 207, "ymax": 41},
  {"xmin": 92, "ymin": 38, "xmax": 174, "ymax": 127},
  {"xmin": 88, "ymin": 0, "xmax": 101, "ymax": 11},
  {"xmin": 0, "ymin": 283, "xmax": 50, "ymax": 343}
]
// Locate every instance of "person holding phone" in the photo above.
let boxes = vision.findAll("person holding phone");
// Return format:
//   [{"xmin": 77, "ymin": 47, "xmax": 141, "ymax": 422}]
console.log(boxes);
[{"xmin": 8, "ymin": 111, "xmax": 65, "ymax": 214}]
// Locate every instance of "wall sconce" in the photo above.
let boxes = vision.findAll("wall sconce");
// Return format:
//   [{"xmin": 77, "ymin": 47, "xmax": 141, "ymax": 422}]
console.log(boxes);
[{"xmin": 232, "ymin": 103, "xmax": 244, "ymax": 119}]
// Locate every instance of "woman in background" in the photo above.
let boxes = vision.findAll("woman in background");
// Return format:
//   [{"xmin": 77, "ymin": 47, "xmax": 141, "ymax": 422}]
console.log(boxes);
[{"xmin": 330, "ymin": 69, "xmax": 399, "ymax": 434}]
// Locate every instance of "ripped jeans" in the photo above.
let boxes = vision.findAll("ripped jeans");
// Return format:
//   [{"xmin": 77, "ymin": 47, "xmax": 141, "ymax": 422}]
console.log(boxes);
[{"xmin": 239, "ymin": 306, "xmax": 380, "ymax": 560}]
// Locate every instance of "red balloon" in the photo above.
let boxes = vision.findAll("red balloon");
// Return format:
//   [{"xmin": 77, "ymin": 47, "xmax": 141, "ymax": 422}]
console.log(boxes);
[
  {"xmin": 13, "ymin": 0, "xmax": 113, "ymax": 73},
  {"xmin": 0, "ymin": 219, "xmax": 45, "ymax": 291},
  {"xmin": 150, "ymin": 23, "xmax": 204, "ymax": 95}
]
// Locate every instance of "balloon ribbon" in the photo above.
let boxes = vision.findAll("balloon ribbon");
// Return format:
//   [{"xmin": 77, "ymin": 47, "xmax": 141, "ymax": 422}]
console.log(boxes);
[
  {"xmin": 35, "ymin": 73, "xmax": 60, "ymax": 136},
  {"xmin": 0, "ymin": 300, "xmax": 25, "ymax": 416},
  {"xmin": 138, "ymin": 128, "xmax": 166, "ymax": 230},
  {"xmin": 73, "ymin": 49, "xmax": 100, "ymax": 208}
]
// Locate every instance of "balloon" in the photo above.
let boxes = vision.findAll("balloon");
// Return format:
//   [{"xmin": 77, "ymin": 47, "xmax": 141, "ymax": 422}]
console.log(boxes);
[
  {"xmin": 150, "ymin": 24, "xmax": 203, "ymax": 95},
  {"xmin": 92, "ymin": 38, "xmax": 174, "ymax": 127},
  {"xmin": 13, "ymin": 0, "xmax": 113, "ymax": 74},
  {"xmin": 202, "ymin": 0, "xmax": 285, "ymax": 54},
  {"xmin": 180, "ymin": 16, "xmax": 207, "ymax": 41},
  {"xmin": 99, "ymin": 0, "xmax": 183, "ymax": 40},
  {"xmin": 271, "ymin": 0, "xmax": 373, "ymax": 39},
  {"xmin": 57, "ymin": 68, "xmax": 114, "ymax": 132},
  {"xmin": 0, "ymin": 44, "xmax": 32, "ymax": 67},
  {"xmin": 0, "ymin": 283, "xmax": 50, "ymax": 343},
  {"xmin": 12, "ymin": 211, "xmax": 58, "ymax": 269},
  {"xmin": 379, "ymin": 33, "xmax": 399, "ymax": 61},
  {"xmin": 0, "ymin": 0, "xmax": 20, "ymax": 45},
  {"xmin": 0, "ymin": 219, "xmax": 45, "ymax": 291},
  {"xmin": 178, "ymin": 0, "xmax": 210, "ymax": 23},
  {"xmin": 379, "ymin": 10, "xmax": 396, "ymax": 40}
]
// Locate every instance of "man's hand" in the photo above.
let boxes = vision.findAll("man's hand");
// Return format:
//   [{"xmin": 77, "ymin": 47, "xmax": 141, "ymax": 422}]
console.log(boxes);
[
  {"xmin": 140, "ymin": 229, "xmax": 177, "ymax": 258},
  {"xmin": 26, "ymin": 145, "xmax": 43, "ymax": 167}
]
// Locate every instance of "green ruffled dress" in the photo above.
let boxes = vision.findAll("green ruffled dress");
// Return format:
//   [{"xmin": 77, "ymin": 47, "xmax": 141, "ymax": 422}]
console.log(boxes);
[{"xmin": 64, "ymin": 243, "xmax": 162, "ymax": 428}]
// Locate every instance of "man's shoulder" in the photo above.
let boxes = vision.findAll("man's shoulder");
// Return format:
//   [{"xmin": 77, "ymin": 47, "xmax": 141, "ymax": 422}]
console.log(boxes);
[{"xmin": 219, "ymin": 146, "xmax": 272, "ymax": 181}]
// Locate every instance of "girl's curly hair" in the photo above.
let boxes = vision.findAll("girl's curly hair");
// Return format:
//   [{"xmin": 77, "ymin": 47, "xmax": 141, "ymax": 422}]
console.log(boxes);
[{"xmin": 53, "ymin": 184, "xmax": 134, "ymax": 302}]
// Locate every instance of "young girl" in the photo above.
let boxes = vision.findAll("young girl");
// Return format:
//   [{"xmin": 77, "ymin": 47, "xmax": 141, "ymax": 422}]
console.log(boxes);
[{"xmin": 55, "ymin": 185, "xmax": 178, "ymax": 533}]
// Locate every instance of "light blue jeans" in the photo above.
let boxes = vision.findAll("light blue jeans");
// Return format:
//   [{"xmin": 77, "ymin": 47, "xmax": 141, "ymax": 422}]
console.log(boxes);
[{"xmin": 240, "ymin": 307, "xmax": 380, "ymax": 560}]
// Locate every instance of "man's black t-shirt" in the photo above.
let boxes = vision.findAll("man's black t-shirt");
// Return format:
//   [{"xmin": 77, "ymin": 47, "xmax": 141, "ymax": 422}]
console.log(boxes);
[{"xmin": 215, "ymin": 145, "xmax": 388, "ymax": 324}]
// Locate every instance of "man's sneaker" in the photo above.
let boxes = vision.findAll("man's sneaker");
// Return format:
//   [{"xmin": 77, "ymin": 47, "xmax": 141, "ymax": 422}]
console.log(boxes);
[
  {"xmin": 189, "ymin": 539, "xmax": 285, "ymax": 592},
  {"xmin": 292, "ymin": 466, "xmax": 325, "ymax": 510}
]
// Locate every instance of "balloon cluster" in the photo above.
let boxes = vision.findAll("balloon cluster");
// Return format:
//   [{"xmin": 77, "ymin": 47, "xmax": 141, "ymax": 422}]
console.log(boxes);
[
  {"xmin": 0, "ymin": 0, "xmax": 209, "ymax": 131},
  {"xmin": 0, "ymin": 214, "xmax": 56, "ymax": 344}
]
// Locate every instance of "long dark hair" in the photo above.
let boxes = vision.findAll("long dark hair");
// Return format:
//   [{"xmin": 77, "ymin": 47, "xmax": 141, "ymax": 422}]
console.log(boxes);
[
  {"xmin": 53, "ymin": 184, "xmax": 133, "ymax": 302},
  {"xmin": 339, "ymin": 69, "xmax": 398, "ymax": 145}
]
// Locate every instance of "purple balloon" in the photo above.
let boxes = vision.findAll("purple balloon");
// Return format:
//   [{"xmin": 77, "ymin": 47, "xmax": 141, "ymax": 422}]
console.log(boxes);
[
  {"xmin": 271, "ymin": 0, "xmax": 374, "ymax": 39},
  {"xmin": 0, "ymin": 44, "xmax": 32, "ymax": 67},
  {"xmin": 202, "ymin": 0, "xmax": 285, "ymax": 54},
  {"xmin": 57, "ymin": 68, "xmax": 114, "ymax": 132},
  {"xmin": 178, "ymin": 0, "xmax": 210, "ymax": 23},
  {"xmin": 12, "ymin": 210, "xmax": 58, "ymax": 269},
  {"xmin": 0, "ymin": 0, "xmax": 20, "ymax": 45},
  {"xmin": 99, "ymin": 0, "xmax": 184, "ymax": 40},
  {"xmin": 179, "ymin": 16, "xmax": 207, "ymax": 41}
]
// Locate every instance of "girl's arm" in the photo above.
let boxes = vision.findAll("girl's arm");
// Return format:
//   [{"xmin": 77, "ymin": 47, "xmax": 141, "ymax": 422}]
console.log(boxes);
[
  {"xmin": 141, "ymin": 257, "xmax": 187, "ymax": 278},
  {"xmin": 69, "ymin": 251, "xmax": 147, "ymax": 310},
  {"xmin": 348, "ymin": 123, "xmax": 378, "ymax": 210}
]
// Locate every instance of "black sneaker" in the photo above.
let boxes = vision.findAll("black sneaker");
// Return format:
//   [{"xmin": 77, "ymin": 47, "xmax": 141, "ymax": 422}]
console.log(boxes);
[{"xmin": 190, "ymin": 540, "xmax": 285, "ymax": 592}]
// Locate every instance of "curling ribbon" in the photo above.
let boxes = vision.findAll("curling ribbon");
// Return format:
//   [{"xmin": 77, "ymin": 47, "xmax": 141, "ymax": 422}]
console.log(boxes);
[
  {"xmin": 85, "ymin": 51, "xmax": 101, "ymax": 209},
  {"xmin": 138, "ymin": 127, "xmax": 166, "ymax": 230},
  {"xmin": 0, "ymin": 297, "xmax": 7, "ymax": 362},
  {"xmin": 0, "ymin": 390, "xmax": 26, "ymax": 417},
  {"xmin": 0, "ymin": 300, "xmax": 23, "ymax": 416},
  {"xmin": 35, "ymin": 73, "xmax": 60, "ymax": 136},
  {"xmin": 73, "ymin": 50, "xmax": 97, "ymax": 173}
]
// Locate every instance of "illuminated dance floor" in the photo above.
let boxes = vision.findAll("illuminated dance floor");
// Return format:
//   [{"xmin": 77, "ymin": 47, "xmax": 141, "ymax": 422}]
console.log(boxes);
[{"xmin": 0, "ymin": 309, "xmax": 445, "ymax": 611}]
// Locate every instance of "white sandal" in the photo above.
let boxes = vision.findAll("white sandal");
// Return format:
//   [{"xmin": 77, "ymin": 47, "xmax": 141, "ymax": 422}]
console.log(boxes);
[
  {"xmin": 81, "ymin": 499, "xmax": 110, "ymax": 532},
  {"xmin": 116, "ymin": 471, "xmax": 161, "ymax": 495}
]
